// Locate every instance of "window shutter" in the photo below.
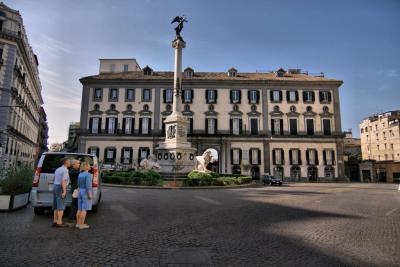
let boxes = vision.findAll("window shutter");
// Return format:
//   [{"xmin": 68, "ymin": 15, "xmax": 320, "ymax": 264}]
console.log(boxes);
[
  {"xmin": 306, "ymin": 150, "xmax": 310, "ymax": 165},
  {"xmin": 319, "ymin": 91, "xmax": 323, "ymax": 102},
  {"xmin": 256, "ymin": 90, "xmax": 260, "ymax": 104},
  {"xmin": 190, "ymin": 89, "xmax": 194, "ymax": 103},
  {"xmin": 298, "ymin": 150, "xmax": 302, "ymax": 165},
  {"xmin": 295, "ymin": 91, "xmax": 299, "ymax": 101},
  {"xmin": 238, "ymin": 90, "xmax": 242, "ymax": 104},
  {"xmin": 139, "ymin": 118, "xmax": 142, "ymax": 134},
  {"xmin": 281, "ymin": 149, "xmax": 284, "ymax": 164},
  {"xmin": 272, "ymin": 150, "xmax": 276, "ymax": 165},
  {"xmin": 286, "ymin": 91, "xmax": 290, "ymax": 101},
  {"xmin": 129, "ymin": 149, "xmax": 133, "ymax": 164},
  {"xmin": 112, "ymin": 148, "xmax": 116, "ymax": 161},
  {"xmin": 122, "ymin": 118, "xmax": 126, "ymax": 134},
  {"xmin": 148, "ymin": 118, "xmax": 152, "ymax": 134},
  {"xmin": 215, "ymin": 119, "xmax": 218, "ymax": 134},
  {"xmin": 230, "ymin": 149, "xmax": 234, "ymax": 165},
  {"xmin": 302, "ymin": 91, "xmax": 306, "ymax": 101},
  {"xmin": 115, "ymin": 118, "xmax": 118, "ymax": 134},
  {"xmin": 230, "ymin": 119, "xmax": 233, "ymax": 134},
  {"xmin": 230, "ymin": 90, "xmax": 233, "ymax": 104},
  {"xmin": 105, "ymin": 118, "xmax": 109, "ymax": 133},
  {"xmin": 279, "ymin": 91, "xmax": 283, "ymax": 101},
  {"xmin": 87, "ymin": 148, "xmax": 91, "ymax": 154},
  {"xmin": 328, "ymin": 92, "xmax": 332, "ymax": 102},
  {"xmin": 104, "ymin": 148, "xmax": 108, "ymax": 161},
  {"xmin": 138, "ymin": 149, "xmax": 141, "ymax": 164},
  {"xmin": 205, "ymin": 118, "xmax": 209, "ymax": 134},
  {"xmin": 280, "ymin": 119, "xmax": 284, "ymax": 135},
  {"xmin": 205, "ymin": 90, "xmax": 209, "ymax": 103},
  {"xmin": 311, "ymin": 91, "xmax": 315, "ymax": 101},
  {"xmin": 89, "ymin": 118, "xmax": 93, "ymax": 133},
  {"xmin": 181, "ymin": 89, "xmax": 185, "ymax": 103},
  {"xmin": 239, "ymin": 119, "xmax": 243, "ymax": 134},
  {"xmin": 248, "ymin": 90, "xmax": 251, "ymax": 104},
  {"xmin": 257, "ymin": 149, "xmax": 261, "ymax": 165},
  {"xmin": 239, "ymin": 149, "xmax": 242, "ymax": 164},
  {"xmin": 163, "ymin": 89, "xmax": 166, "ymax": 103},
  {"xmin": 215, "ymin": 90, "xmax": 218, "ymax": 101},
  {"xmin": 132, "ymin": 118, "xmax": 135, "ymax": 134},
  {"xmin": 289, "ymin": 150, "xmax": 293, "ymax": 165},
  {"xmin": 271, "ymin": 119, "xmax": 275, "ymax": 135},
  {"xmin": 98, "ymin": 118, "xmax": 102, "ymax": 133},
  {"xmin": 315, "ymin": 150, "xmax": 319, "ymax": 165},
  {"xmin": 270, "ymin": 91, "xmax": 273, "ymax": 101},
  {"xmin": 146, "ymin": 148, "xmax": 150, "ymax": 159},
  {"xmin": 323, "ymin": 150, "xmax": 326, "ymax": 165}
]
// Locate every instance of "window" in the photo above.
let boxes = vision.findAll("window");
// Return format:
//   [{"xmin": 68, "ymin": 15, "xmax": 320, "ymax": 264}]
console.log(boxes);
[
  {"xmin": 121, "ymin": 148, "xmax": 132, "ymax": 164},
  {"xmin": 206, "ymin": 90, "xmax": 217, "ymax": 103},
  {"xmin": 182, "ymin": 89, "xmax": 193, "ymax": 103},
  {"xmin": 303, "ymin": 91, "xmax": 315, "ymax": 102},
  {"xmin": 323, "ymin": 106, "xmax": 329, "ymax": 113},
  {"xmin": 391, "ymin": 144, "xmax": 394, "ymax": 150},
  {"xmin": 306, "ymin": 149, "xmax": 318, "ymax": 165},
  {"xmin": 89, "ymin": 117, "xmax": 101, "ymax": 134},
  {"xmin": 230, "ymin": 90, "xmax": 241, "ymax": 104},
  {"xmin": 289, "ymin": 149, "xmax": 301, "ymax": 165},
  {"xmin": 110, "ymin": 64, "xmax": 115, "ymax": 72},
  {"xmin": 306, "ymin": 119, "xmax": 314, "ymax": 135},
  {"xmin": 206, "ymin": 118, "xmax": 217, "ymax": 134},
  {"xmin": 250, "ymin": 118, "xmax": 258, "ymax": 135},
  {"xmin": 94, "ymin": 104, "xmax": 100, "ymax": 110},
  {"xmin": 164, "ymin": 89, "xmax": 173, "ymax": 103},
  {"xmin": 126, "ymin": 89, "xmax": 135, "ymax": 101},
  {"xmin": 142, "ymin": 89, "xmax": 151, "ymax": 101},
  {"xmin": 141, "ymin": 117, "xmax": 149, "ymax": 134},
  {"xmin": 323, "ymin": 119, "xmax": 331, "ymax": 136},
  {"xmin": 250, "ymin": 149, "xmax": 261, "ymax": 165},
  {"xmin": 139, "ymin": 147, "xmax": 150, "ymax": 163},
  {"xmin": 290, "ymin": 106, "xmax": 296, "ymax": 112},
  {"xmin": 230, "ymin": 118, "xmax": 242, "ymax": 135},
  {"xmin": 270, "ymin": 90, "xmax": 282, "ymax": 102},
  {"xmin": 106, "ymin": 117, "xmax": 117, "ymax": 134},
  {"xmin": 289, "ymin": 118, "xmax": 298, "ymax": 135},
  {"xmin": 123, "ymin": 117, "xmax": 134, "ymax": 134},
  {"xmin": 231, "ymin": 149, "xmax": 241, "ymax": 165},
  {"xmin": 287, "ymin": 91, "xmax": 298, "ymax": 102},
  {"xmin": 93, "ymin": 88, "xmax": 102, "ymax": 101},
  {"xmin": 319, "ymin": 91, "xmax": 332, "ymax": 102},
  {"xmin": 248, "ymin": 90, "xmax": 259, "ymax": 104},
  {"xmin": 272, "ymin": 149, "xmax": 284, "ymax": 165},
  {"xmin": 109, "ymin": 88, "xmax": 118, "ymax": 101},
  {"xmin": 323, "ymin": 150, "xmax": 335, "ymax": 165},
  {"xmin": 271, "ymin": 118, "xmax": 283, "ymax": 135},
  {"xmin": 104, "ymin": 147, "xmax": 116, "ymax": 163},
  {"xmin": 123, "ymin": 64, "xmax": 129, "ymax": 72}
]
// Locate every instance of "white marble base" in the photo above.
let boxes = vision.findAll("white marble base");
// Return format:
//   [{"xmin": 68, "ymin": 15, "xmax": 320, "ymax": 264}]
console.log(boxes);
[{"xmin": 155, "ymin": 147, "xmax": 197, "ymax": 174}]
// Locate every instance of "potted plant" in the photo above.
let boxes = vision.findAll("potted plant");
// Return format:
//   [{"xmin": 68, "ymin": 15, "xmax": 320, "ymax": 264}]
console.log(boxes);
[{"xmin": 0, "ymin": 166, "xmax": 33, "ymax": 211}]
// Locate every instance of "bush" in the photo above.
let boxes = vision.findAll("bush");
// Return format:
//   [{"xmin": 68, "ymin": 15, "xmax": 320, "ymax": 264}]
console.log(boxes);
[
  {"xmin": 211, "ymin": 178, "xmax": 225, "ymax": 186},
  {"xmin": 103, "ymin": 170, "xmax": 163, "ymax": 186},
  {"xmin": 1, "ymin": 166, "xmax": 34, "ymax": 195},
  {"xmin": 238, "ymin": 176, "xmax": 252, "ymax": 184}
]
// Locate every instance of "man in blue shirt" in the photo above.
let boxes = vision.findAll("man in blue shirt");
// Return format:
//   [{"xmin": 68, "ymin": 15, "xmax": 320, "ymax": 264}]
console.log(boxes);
[{"xmin": 52, "ymin": 157, "xmax": 71, "ymax": 227}]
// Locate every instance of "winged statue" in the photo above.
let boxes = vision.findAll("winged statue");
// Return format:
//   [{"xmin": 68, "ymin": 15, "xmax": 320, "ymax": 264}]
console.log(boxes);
[{"xmin": 171, "ymin": 15, "xmax": 188, "ymax": 39}]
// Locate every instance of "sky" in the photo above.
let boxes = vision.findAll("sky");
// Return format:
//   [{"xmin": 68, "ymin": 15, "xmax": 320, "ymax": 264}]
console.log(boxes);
[{"xmin": 4, "ymin": 0, "xmax": 400, "ymax": 145}]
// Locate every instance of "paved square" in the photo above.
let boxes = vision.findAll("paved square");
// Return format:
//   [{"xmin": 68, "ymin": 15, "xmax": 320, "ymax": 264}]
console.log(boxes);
[{"xmin": 0, "ymin": 183, "xmax": 399, "ymax": 266}]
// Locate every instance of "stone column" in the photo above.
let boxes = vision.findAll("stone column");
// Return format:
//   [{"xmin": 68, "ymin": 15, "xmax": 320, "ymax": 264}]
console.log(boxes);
[{"xmin": 172, "ymin": 38, "xmax": 186, "ymax": 115}]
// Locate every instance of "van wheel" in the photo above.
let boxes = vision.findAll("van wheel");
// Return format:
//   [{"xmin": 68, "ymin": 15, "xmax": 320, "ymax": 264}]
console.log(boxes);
[{"xmin": 34, "ymin": 207, "xmax": 44, "ymax": 215}]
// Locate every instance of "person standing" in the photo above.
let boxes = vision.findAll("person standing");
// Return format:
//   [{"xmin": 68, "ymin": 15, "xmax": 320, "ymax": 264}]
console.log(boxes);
[
  {"xmin": 68, "ymin": 160, "xmax": 80, "ymax": 222},
  {"xmin": 76, "ymin": 161, "xmax": 93, "ymax": 229},
  {"xmin": 52, "ymin": 158, "xmax": 71, "ymax": 227}
]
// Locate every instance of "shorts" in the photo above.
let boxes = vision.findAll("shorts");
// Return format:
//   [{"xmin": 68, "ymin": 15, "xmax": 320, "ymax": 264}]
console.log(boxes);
[
  {"xmin": 53, "ymin": 184, "xmax": 66, "ymax": 210},
  {"xmin": 78, "ymin": 189, "xmax": 92, "ymax": 211}
]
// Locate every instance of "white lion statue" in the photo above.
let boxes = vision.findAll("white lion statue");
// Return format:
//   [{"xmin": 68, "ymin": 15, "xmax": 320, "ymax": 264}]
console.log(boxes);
[
  {"xmin": 195, "ymin": 150, "xmax": 213, "ymax": 172},
  {"xmin": 139, "ymin": 154, "xmax": 161, "ymax": 171}
]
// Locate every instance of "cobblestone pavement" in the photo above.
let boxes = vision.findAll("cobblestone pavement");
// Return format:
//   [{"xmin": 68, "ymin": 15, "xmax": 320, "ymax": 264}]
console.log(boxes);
[{"xmin": 0, "ymin": 183, "xmax": 399, "ymax": 267}]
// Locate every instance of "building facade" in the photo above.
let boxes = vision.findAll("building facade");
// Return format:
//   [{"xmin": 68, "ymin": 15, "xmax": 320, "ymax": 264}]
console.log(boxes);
[
  {"xmin": 66, "ymin": 121, "xmax": 79, "ymax": 152},
  {"xmin": 36, "ymin": 106, "xmax": 48, "ymax": 160},
  {"xmin": 78, "ymin": 60, "xmax": 345, "ymax": 181},
  {"xmin": 343, "ymin": 131, "xmax": 361, "ymax": 181},
  {"xmin": 0, "ymin": 3, "xmax": 44, "ymax": 168}
]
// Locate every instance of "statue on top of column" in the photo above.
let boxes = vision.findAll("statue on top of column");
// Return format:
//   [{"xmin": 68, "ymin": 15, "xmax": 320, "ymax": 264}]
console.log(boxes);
[{"xmin": 171, "ymin": 15, "xmax": 188, "ymax": 40}]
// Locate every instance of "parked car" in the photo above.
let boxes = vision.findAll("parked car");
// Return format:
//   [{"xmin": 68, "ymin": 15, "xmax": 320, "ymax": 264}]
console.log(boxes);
[
  {"xmin": 262, "ymin": 174, "xmax": 283, "ymax": 186},
  {"xmin": 30, "ymin": 152, "xmax": 102, "ymax": 215}
]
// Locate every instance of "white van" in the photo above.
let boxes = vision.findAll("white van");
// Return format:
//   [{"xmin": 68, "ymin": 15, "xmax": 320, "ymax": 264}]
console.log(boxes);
[{"xmin": 30, "ymin": 152, "xmax": 102, "ymax": 215}]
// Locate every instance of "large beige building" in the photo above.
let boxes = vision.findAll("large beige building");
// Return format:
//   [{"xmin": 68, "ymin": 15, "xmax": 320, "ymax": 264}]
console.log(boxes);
[
  {"xmin": 360, "ymin": 111, "xmax": 400, "ymax": 161},
  {"xmin": 78, "ymin": 59, "xmax": 345, "ymax": 181},
  {"xmin": 0, "ymin": 3, "xmax": 44, "ymax": 168}
]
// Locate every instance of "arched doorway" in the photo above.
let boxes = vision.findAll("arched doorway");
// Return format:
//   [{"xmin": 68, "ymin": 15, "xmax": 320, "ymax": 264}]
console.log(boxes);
[
  {"xmin": 290, "ymin": 166, "xmax": 301, "ymax": 181},
  {"xmin": 308, "ymin": 167, "xmax": 318, "ymax": 181},
  {"xmin": 204, "ymin": 148, "xmax": 219, "ymax": 173},
  {"xmin": 251, "ymin": 166, "xmax": 260, "ymax": 180},
  {"xmin": 274, "ymin": 166, "xmax": 284, "ymax": 180},
  {"xmin": 324, "ymin": 166, "xmax": 335, "ymax": 180}
]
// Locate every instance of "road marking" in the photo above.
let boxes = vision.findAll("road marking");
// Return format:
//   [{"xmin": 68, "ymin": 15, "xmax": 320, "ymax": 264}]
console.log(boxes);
[
  {"xmin": 195, "ymin": 196, "xmax": 221, "ymax": 205},
  {"xmin": 110, "ymin": 205, "xmax": 138, "ymax": 221},
  {"xmin": 385, "ymin": 208, "xmax": 398, "ymax": 216}
]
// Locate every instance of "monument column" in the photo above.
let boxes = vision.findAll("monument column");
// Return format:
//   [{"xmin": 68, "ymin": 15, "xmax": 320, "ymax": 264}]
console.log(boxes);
[{"xmin": 172, "ymin": 38, "xmax": 186, "ymax": 115}]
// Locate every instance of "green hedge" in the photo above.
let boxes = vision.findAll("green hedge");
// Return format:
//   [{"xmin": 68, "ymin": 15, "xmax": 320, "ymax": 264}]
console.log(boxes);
[
  {"xmin": 103, "ymin": 170, "xmax": 163, "ymax": 186},
  {"xmin": 183, "ymin": 171, "xmax": 252, "ymax": 186},
  {"xmin": 1, "ymin": 166, "xmax": 34, "ymax": 194}
]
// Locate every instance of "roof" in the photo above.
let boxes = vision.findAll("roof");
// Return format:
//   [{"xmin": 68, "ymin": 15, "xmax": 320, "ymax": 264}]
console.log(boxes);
[{"xmin": 81, "ymin": 70, "xmax": 343, "ymax": 84}]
